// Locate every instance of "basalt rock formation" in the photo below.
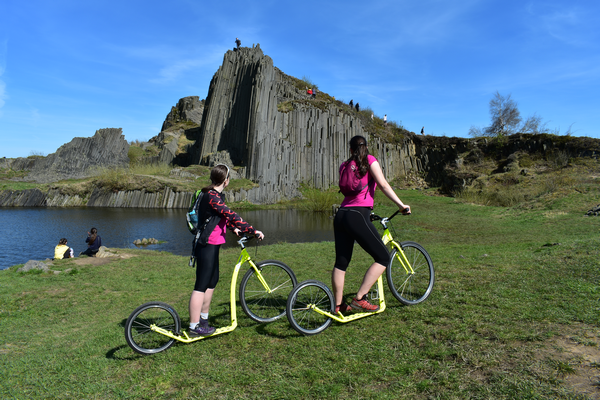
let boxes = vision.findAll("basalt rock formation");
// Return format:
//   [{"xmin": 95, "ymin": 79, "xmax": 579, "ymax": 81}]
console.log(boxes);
[
  {"xmin": 185, "ymin": 45, "xmax": 421, "ymax": 203},
  {"xmin": 161, "ymin": 96, "xmax": 204, "ymax": 131},
  {"xmin": 142, "ymin": 97, "xmax": 205, "ymax": 166},
  {"xmin": 1, "ymin": 128, "xmax": 129, "ymax": 184},
  {"xmin": 2, "ymin": 45, "xmax": 600, "ymax": 208},
  {"xmin": 178, "ymin": 45, "xmax": 600, "ymax": 203}
]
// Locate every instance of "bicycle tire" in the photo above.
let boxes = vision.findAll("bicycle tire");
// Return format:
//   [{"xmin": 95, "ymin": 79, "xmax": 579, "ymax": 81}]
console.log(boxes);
[
  {"xmin": 387, "ymin": 241, "xmax": 435, "ymax": 305},
  {"xmin": 239, "ymin": 260, "xmax": 297, "ymax": 323},
  {"xmin": 286, "ymin": 280, "xmax": 334, "ymax": 336},
  {"xmin": 125, "ymin": 301, "xmax": 181, "ymax": 355}
]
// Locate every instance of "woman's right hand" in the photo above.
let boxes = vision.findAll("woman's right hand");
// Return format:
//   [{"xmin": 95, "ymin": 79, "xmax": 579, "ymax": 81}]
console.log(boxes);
[{"xmin": 401, "ymin": 205, "xmax": 411, "ymax": 215}]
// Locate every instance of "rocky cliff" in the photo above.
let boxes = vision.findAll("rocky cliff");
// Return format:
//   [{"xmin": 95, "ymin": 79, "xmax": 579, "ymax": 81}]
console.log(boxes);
[
  {"xmin": 185, "ymin": 45, "xmax": 421, "ymax": 203},
  {"xmin": 181, "ymin": 45, "xmax": 600, "ymax": 203},
  {"xmin": 1, "ymin": 128, "xmax": 129, "ymax": 183},
  {"xmin": 161, "ymin": 96, "xmax": 204, "ymax": 131},
  {"xmin": 2, "ymin": 45, "xmax": 599, "ymax": 208}
]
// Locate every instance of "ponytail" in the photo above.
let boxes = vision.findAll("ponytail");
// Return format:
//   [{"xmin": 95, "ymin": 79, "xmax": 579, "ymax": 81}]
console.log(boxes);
[{"xmin": 348, "ymin": 136, "xmax": 370, "ymax": 176}]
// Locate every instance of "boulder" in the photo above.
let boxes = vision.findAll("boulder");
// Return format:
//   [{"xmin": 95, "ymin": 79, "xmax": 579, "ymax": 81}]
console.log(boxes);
[
  {"xmin": 95, "ymin": 246, "xmax": 119, "ymax": 258},
  {"xmin": 17, "ymin": 260, "xmax": 51, "ymax": 272}
]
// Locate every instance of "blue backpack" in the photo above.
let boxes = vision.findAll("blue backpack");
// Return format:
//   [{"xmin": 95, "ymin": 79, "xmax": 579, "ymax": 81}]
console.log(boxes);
[{"xmin": 186, "ymin": 190, "xmax": 206, "ymax": 235}]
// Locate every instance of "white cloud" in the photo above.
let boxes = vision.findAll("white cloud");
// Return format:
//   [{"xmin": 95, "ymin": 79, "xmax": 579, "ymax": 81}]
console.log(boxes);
[
  {"xmin": 104, "ymin": 42, "xmax": 224, "ymax": 85},
  {"xmin": 527, "ymin": 3, "xmax": 598, "ymax": 47},
  {"xmin": 151, "ymin": 58, "xmax": 212, "ymax": 84}
]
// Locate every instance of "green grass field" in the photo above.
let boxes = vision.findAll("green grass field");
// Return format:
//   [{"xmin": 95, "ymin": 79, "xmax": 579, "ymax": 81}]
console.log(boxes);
[{"xmin": 1, "ymin": 189, "xmax": 599, "ymax": 399}]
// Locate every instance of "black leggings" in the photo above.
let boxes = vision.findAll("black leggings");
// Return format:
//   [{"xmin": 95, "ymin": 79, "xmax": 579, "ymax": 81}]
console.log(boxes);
[
  {"xmin": 193, "ymin": 244, "xmax": 220, "ymax": 292},
  {"xmin": 333, "ymin": 207, "xmax": 390, "ymax": 272}
]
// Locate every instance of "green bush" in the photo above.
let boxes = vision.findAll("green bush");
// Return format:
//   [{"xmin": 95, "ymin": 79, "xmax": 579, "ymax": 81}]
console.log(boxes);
[
  {"xmin": 94, "ymin": 167, "xmax": 131, "ymax": 192},
  {"xmin": 299, "ymin": 184, "xmax": 341, "ymax": 213}
]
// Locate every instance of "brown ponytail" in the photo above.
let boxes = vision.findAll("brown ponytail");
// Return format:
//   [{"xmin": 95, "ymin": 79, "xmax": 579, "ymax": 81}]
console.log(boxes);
[
  {"xmin": 88, "ymin": 228, "xmax": 98, "ymax": 245},
  {"xmin": 348, "ymin": 135, "xmax": 370, "ymax": 176}
]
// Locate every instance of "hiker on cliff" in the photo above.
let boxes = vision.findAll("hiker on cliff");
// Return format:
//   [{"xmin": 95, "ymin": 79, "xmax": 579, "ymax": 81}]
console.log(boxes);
[
  {"xmin": 349, "ymin": 99, "xmax": 353, "ymax": 108},
  {"xmin": 332, "ymin": 135, "xmax": 411, "ymax": 313},
  {"xmin": 312, "ymin": 88, "xmax": 317, "ymax": 99},
  {"xmin": 355, "ymin": 102, "xmax": 360, "ymax": 112},
  {"xmin": 54, "ymin": 238, "xmax": 74, "ymax": 260},
  {"xmin": 421, "ymin": 127, "xmax": 424, "ymax": 135},
  {"xmin": 235, "ymin": 38, "xmax": 241, "ymax": 50},
  {"xmin": 80, "ymin": 228, "xmax": 102, "ymax": 257},
  {"xmin": 384, "ymin": 114, "xmax": 387, "ymax": 126},
  {"xmin": 188, "ymin": 164, "xmax": 264, "ymax": 337},
  {"xmin": 306, "ymin": 87, "xmax": 313, "ymax": 97}
]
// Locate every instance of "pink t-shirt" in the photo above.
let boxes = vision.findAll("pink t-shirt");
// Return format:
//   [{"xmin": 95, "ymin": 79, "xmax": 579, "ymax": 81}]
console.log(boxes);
[{"xmin": 340, "ymin": 155, "xmax": 378, "ymax": 208}]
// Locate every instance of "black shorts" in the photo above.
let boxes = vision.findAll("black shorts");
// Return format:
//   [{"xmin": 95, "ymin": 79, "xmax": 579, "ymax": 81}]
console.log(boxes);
[
  {"xmin": 193, "ymin": 244, "xmax": 220, "ymax": 292},
  {"xmin": 333, "ymin": 207, "xmax": 390, "ymax": 271}
]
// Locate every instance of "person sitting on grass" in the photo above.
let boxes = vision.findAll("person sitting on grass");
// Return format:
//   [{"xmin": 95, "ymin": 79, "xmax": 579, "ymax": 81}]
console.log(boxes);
[
  {"xmin": 54, "ymin": 238, "xmax": 74, "ymax": 260},
  {"xmin": 80, "ymin": 227, "xmax": 102, "ymax": 257}
]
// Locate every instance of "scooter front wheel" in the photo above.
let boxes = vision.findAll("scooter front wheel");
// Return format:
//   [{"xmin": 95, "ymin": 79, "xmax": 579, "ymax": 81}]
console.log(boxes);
[
  {"xmin": 286, "ymin": 280, "xmax": 334, "ymax": 336},
  {"xmin": 125, "ymin": 301, "xmax": 181, "ymax": 355}
]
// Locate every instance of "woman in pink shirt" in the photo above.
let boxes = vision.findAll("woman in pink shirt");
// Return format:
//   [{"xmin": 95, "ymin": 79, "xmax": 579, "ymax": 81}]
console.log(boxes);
[
  {"xmin": 333, "ymin": 135, "xmax": 411, "ymax": 313},
  {"xmin": 188, "ymin": 164, "xmax": 264, "ymax": 336}
]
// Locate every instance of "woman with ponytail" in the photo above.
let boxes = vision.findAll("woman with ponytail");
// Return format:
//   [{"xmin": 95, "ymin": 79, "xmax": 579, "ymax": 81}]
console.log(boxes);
[
  {"xmin": 333, "ymin": 135, "xmax": 411, "ymax": 313},
  {"xmin": 80, "ymin": 227, "xmax": 101, "ymax": 257},
  {"xmin": 188, "ymin": 164, "xmax": 264, "ymax": 337}
]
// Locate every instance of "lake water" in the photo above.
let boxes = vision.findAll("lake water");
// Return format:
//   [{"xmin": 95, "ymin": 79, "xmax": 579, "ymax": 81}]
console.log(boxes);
[{"xmin": 0, "ymin": 208, "xmax": 334, "ymax": 269}]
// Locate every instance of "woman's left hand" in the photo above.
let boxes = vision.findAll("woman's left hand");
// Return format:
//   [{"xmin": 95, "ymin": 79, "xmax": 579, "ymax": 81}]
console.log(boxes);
[
  {"xmin": 255, "ymin": 230, "xmax": 265, "ymax": 240},
  {"xmin": 233, "ymin": 228, "xmax": 242, "ymax": 236}
]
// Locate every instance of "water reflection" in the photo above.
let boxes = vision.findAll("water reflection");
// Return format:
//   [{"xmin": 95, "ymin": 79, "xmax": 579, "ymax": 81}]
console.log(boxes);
[{"xmin": 0, "ymin": 208, "xmax": 333, "ymax": 269}]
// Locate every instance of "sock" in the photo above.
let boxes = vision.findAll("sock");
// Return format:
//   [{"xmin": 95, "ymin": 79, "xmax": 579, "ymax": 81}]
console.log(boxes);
[
  {"xmin": 190, "ymin": 322, "xmax": 198, "ymax": 329},
  {"xmin": 200, "ymin": 312, "xmax": 209, "ymax": 320}
]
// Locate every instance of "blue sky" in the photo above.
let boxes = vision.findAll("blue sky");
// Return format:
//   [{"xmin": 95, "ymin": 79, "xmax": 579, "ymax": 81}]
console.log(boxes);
[{"xmin": 1, "ymin": 0, "xmax": 599, "ymax": 159}]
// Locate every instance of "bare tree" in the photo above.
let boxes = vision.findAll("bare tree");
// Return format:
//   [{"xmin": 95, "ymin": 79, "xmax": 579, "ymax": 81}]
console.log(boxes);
[
  {"xmin": 520, "ymin": 113, "xmax": 548, "ymax": 134},
  {"xmin": 486, "ymin": 91, "xmax": 521, "ymax": 137},
  {"xmin": 469, "ymin": 91, "xmax": 573, "ymax": 138},
  {"xmin": 469, "ymin": 92, "xmax": 549, "ymax": 138}
]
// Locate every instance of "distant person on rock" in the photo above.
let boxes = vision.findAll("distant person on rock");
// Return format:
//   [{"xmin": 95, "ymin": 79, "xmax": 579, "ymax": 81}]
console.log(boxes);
[
  {"xmin": 384, "ymin": 114, "xmax": 387, "ymax": 126},
  {"xmin": 80, "ymin": 227, "xmax": 102, "ymax": 257},
  {"xmin": 421, "ymin": 126, "xmax": 424, "ymax": 135},
  {"xmin": 355, "ymin": 103, "xmax": 360, "ymax": 112},
  {"xmin": 235, "ymin": 38, "xmax": 241, "ymax": 50},
  {"xmin": 188, "ymin": 164, "xmax": 265, "ymax": 337},
  {"xmin": 54, "ymin": 238, "xmax": 74, "ymax": 260},
  {"xmin": 312, "ymin": 88, "xmax": 316, "ymax": 99},
  {"xmin": 349, "ymin": 99, "xmax": 353, "ymax": 108},
  {"xmin": 307, "ymin": 87, "xmax": 313, "ymax": 97}
]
